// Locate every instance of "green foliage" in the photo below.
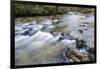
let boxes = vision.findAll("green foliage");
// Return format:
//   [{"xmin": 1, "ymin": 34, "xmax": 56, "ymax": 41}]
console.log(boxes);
[
  {"xmin": 15, "ymin": 3, "xmax": 68, "ymax": 16},
  {"xmin": 15, "ymin": 3, "xmax": 95, "ymax": 17}
]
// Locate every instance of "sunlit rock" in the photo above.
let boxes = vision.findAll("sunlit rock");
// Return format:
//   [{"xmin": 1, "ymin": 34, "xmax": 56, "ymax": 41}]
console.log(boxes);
[{"xmin": 38, "ymin": 19, "xmax": 52, "ymax": 25}]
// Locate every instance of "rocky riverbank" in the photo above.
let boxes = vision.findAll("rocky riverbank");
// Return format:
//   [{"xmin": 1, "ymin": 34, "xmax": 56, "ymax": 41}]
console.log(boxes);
[{"xmin": 15, "ymin": 12, "xmax": 95, "ymax": 65}]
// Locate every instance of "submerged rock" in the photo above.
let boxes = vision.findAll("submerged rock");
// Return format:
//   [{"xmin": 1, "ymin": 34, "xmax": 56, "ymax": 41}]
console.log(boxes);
[{"xmin": 76, "ymin": 39, "xmax": 86, "ymax": 49}]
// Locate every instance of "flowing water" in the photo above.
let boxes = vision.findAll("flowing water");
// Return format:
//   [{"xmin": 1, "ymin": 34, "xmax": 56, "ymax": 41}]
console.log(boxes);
[{"xmin": 15, "ymin": 12, "xmax": 95, "ymax": 65}]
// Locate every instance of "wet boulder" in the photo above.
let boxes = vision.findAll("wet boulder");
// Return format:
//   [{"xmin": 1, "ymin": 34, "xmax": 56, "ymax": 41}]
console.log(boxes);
[{"xmin": 76, "ymin": 39, "xmax": 86, "ymax": 49}]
